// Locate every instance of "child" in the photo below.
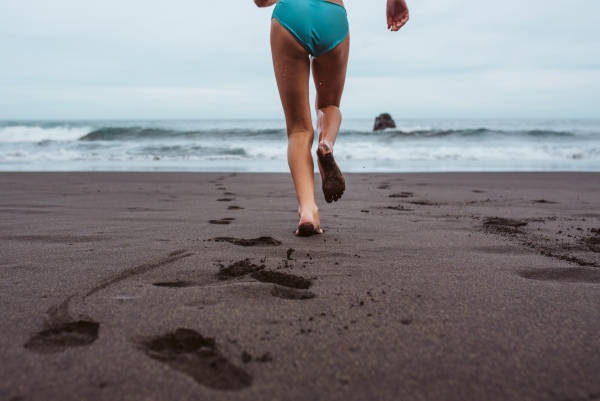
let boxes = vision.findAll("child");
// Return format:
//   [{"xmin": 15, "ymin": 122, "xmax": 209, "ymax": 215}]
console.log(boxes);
[{"xmin": 254, "ymin": 0, "xmax": 409, "ymax": 235}]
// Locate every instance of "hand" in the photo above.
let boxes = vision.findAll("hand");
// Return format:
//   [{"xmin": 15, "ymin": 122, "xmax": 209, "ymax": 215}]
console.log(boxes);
[
  {"xmin": 254, "ymin": 0, "xmax": 278, "ymax": 7},
  {"xmin": 387, "ymin": 0, "xmax": 409, "ymax": 31}
]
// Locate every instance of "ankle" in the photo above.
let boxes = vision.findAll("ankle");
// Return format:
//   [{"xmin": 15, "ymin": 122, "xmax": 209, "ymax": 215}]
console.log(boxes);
[{"xmin": 298, "ymin": 205, "xmax": 319, "ymax": 216}]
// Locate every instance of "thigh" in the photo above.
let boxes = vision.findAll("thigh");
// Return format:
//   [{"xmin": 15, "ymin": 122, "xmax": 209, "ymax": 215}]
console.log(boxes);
[
  {"xmin": 311, "ymin": 34, "xmax": 350, "ymax": 109},
  {"xmin": 270, "ymin": 19, "xmax": 313, "ymax": 134}
]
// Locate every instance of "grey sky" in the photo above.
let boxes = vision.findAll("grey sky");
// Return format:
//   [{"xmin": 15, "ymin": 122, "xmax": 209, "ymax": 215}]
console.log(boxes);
[{"xmin": 1, "ymin": 0, "xmax": 599, "ymax": 119}]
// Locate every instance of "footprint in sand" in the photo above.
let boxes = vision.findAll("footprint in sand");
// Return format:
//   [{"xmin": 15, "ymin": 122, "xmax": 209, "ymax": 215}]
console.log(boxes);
[
  {"xmin": 153, "ymin": 281, "xmax": 195, "ymax": 288},
  {"xmin": 25, "ymin": 249, "xmax": 194, "ymax": 353},
  {"xmin": 153, "ymin": 259, "xmax": 311, "ymax": 295},
  {"xmin": 517, "ymin": 267, "xmax": 600, "ymax": 284},
  {"xmin": 251, "ymin": 270, "xmax": 316, "ymax": 299},
  {"xmin": 286, "ymin": 248, "xmax": 295, "ymax": 260},
  {"xmin": 409, "ymin": 200, "xmax": 438, "ymax": 206},
  {"xmin": 136, "ymin": 328, "xmax": 252, "ymax": 390},
  {"xmin": 209, "ymin": 218, "xmax": 236, "ymax": 225},
  {"xmin": 586, "ymin": 237, "xmax": 600, "ymax": 253},
  {"xmin": 385, "ymin": 205, "xmax": 412, "ymax": 211},
  {"xmin": 24, "ymin": 320, "xmax": 100, "ymax": 354},
  {"xmin": 389, "ymin": 192, "xmax": 414, "ymax": 198},
  {"xmin": 216, "ymin": 259, "xmax": 265, "ymax": 280},
  {"xmin": 126, "ymin": 207, "xmax": 165, "ymax": 212},
  {"xmin": 211, "ymin": 237, "xmax": 282, "ymax": 246},
  {"xmin": 484, "ymin": 217, "xmax": 528, "ymax": 227},
  {"xmin": 215, "ymin": 260, "xmax": 315, "ymax": 299},
  {"xmin": 250, "ymin": 270, "xmax": 312, "ymax": 289},
  {"xmin": 271, "ymin": 285, "xmax": 316, "ymax": 300}
]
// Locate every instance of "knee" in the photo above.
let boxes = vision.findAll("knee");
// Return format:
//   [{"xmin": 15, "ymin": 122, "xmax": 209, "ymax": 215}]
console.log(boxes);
[
  {"xmin": 287, "ymin": 129, "xmax": 314, "ymax": 145},
  {"xmin": 317, "ymin": 104, "xmax": 341, "ymax": 114}
]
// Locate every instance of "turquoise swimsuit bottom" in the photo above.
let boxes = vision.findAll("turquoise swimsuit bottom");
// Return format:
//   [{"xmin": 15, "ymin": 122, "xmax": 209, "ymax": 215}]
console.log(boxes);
[{"xmin": 272, "ymin": 0, "xmax": 349, "ymax": 57}]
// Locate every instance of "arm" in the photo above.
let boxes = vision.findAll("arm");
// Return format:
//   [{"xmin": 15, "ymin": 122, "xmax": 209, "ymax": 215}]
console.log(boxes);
[
  {"xmin": 254, "ymin": 0, "xmax": 278, "ymax": 7},
  {"xmin": 387, "ymin": 0, "xmax": 409, "ymax": 31}
]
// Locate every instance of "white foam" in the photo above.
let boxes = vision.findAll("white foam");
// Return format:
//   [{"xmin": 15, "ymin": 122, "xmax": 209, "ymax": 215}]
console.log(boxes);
[
  {"xmin": 1, "ymin": 119, "xmax": 599, "ymax": 171},
  {"xmin": 0, "ymin": 126, "xmax": 91, "ymax": 143}
]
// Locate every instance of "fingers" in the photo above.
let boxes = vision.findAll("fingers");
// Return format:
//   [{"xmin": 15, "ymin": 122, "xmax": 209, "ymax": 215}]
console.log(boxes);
[
  {"xmin": 386, "ymin": 1, "xmax": 395, "ymax": 30},
  {"xmin": 389, "ymin": 12, "xmax": 409, "ymax": 32}
]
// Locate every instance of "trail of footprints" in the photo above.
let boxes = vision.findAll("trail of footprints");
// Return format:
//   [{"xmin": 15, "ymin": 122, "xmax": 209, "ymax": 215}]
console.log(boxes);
[
  {"xmin": 154, "ymin": 257, "xmax": 316, "ymax": 299},
  {"xmin": 141, "ymin": 254, "xmax": 315, "ymax": 388},
  {"xmin": 24, "ymin": 245, "xmax": 313, "ymax": 390},
  {"xmin": 212, "ymin": 175, "xmax": 243, "ymax": 221},
  {"xmin": 518, "ymin": 267, "xmax": 600, "ymax": 283},
  {"xmin": 483, "ymin": 216, "xmax": 600, "ymax": 274},
  {"xmin": 24, "ymin": 175, "xmax": 315, "ymax": 391},
  {"xmin": 25, "ymin": 178, "xmax": 599, "ymax": 391},
  {"xmin": 206, "ymin": 177, "xmax": 315, "ymax": 298},
  {"xmin": 23, "ymin": 250, "xmax": 196, "ymax": 356},
  {"xmin": 379, "ymin": 179, "xmax": 600, "ymax": 282}
]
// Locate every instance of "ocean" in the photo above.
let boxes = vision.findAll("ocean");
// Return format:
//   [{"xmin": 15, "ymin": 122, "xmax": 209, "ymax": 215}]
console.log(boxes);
[{"xmin": 1, "ymin": 119, "xmax": 599, "ymax": 172}]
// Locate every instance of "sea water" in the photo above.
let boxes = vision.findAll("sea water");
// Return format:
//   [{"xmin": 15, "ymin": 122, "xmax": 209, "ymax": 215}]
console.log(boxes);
[{"xmin": 1, "ymin": 119, "xmax": 599, "ymax": 172}]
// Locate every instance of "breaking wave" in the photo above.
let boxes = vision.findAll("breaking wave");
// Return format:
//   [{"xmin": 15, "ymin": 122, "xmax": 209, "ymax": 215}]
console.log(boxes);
[{"xmin": 1, "ymin": 119, "xmax": 599, "ymax": 171}]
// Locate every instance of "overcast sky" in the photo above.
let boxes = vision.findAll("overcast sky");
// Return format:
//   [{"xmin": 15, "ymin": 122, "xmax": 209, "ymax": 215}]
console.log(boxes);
[{"xmin": 1, "ymin": 0, "xmax": 599, "ymax": 120}]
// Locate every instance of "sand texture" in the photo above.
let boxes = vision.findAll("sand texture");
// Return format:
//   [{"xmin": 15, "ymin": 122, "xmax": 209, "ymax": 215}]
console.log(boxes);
[{"xmin": 1, "ymin": 172, "xmax": 600, "ymax": 401}]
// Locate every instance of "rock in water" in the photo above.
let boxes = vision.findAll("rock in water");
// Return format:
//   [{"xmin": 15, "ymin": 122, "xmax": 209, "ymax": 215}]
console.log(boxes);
[{"xmin": 373, "ymin": 113, "xmax": 396, "ymax": 131}]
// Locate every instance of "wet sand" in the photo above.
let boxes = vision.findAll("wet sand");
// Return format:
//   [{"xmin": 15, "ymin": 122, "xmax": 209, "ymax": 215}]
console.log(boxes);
[{"xmin": 1, "ymin": 172, "xmax": 599, "ymax": 401}]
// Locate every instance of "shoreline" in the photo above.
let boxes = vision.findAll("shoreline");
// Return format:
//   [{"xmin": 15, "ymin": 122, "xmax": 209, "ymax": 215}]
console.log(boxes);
[{"xmin": 2, "ymin": 160, "xmax": 600, "ymax": 172}]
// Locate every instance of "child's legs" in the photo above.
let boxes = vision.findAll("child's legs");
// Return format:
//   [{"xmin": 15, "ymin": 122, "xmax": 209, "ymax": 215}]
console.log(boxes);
[
  {"xmin": 311, "ymin": 34, "xmax": 350, "ymax": 149},
  {"xmin": 270, "ymin": 19, "xmax": 316, "ymax": 214}
]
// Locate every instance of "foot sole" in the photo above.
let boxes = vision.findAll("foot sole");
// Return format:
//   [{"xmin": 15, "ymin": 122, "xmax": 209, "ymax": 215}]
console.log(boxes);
[{"xmin": 317, "ymin": 144, "xmax": 345, "ymax": 203}]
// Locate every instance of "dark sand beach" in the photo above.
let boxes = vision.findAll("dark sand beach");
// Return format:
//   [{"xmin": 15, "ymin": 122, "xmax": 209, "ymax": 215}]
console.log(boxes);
[{"xmin": 1, "ymin": 172, "xmax": 599, "ymax": 401}]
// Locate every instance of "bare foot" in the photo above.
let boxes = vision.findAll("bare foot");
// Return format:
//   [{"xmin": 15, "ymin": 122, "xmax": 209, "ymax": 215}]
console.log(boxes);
[
  {"xmin": 317, "ymin": 141, "xmax": 345, "ymax": 203},
  {"xmin": 295, "ymin": 208, "xmax": 323, "ymax": 237}
]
